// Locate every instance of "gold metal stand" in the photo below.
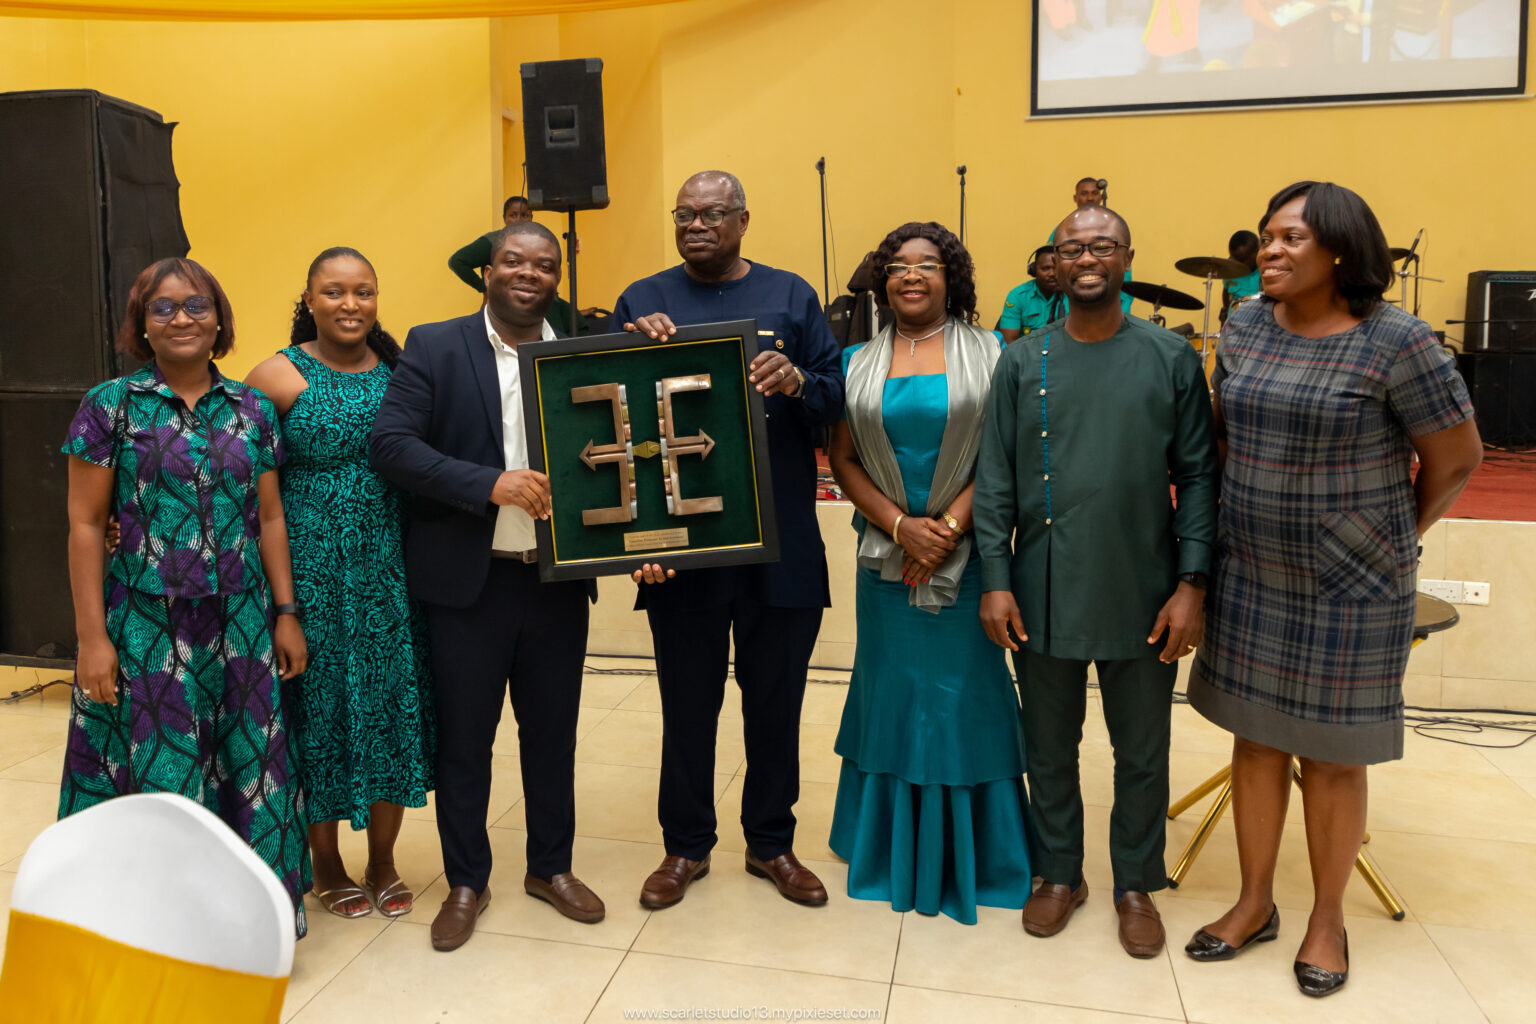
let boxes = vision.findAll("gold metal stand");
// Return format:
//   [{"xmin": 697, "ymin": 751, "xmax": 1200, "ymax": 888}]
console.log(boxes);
[{"xmin": 1165, "ymin": 759, "xmax": 1405, "ymax": 920}]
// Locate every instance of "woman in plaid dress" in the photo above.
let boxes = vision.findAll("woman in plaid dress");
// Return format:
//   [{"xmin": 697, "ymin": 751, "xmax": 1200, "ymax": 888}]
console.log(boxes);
[{"xmin": 1183, "ymin": 183, "xmax": 1482, "ymax": 996}]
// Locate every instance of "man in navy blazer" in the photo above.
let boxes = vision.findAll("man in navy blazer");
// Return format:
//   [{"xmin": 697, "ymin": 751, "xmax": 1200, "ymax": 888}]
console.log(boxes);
[
  {"xmin": 613, "ymin": 170, "xmax": 845, "ymax": 910},
  {"xmin": 370, "ymin": 221, "xmax": 603, "ymax": 951}
]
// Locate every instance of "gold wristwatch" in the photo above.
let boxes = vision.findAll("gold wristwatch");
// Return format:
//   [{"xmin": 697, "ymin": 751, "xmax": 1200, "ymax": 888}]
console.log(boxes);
[{"xmin": 941, "ymin": 512, "xmax": 963, "ymax": 533}]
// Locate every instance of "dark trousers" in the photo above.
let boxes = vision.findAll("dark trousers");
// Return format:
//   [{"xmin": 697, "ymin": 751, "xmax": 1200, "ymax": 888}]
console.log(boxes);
[
  {"xmin": 1013, "ymin": 648, "xmax": 1176, "ymax": 893},
  {"xmin": 426, "ymin": 560, "xmax": 589, "ymax": 891},
  {"xmin": 645, "ymin": 591, "xmax": 822, "ymax": 861}
]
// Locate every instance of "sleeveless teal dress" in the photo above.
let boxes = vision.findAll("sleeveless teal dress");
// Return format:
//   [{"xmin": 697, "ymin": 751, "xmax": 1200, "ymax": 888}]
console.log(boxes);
[
  {"xmin": 278, "ymin": 346, "xmax": 435, "ymax": 828},
  {"xmin": 829, "ymin": 358, "xmax": 1032, "ymax": 924}
]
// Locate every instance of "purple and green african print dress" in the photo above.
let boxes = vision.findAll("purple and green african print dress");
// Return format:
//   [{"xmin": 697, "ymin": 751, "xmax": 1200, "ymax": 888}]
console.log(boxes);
[
  {"xmin": 60, "ymin": 361, "xmax": 313, "ymax": 936},
  {"xmin": 277, "ymin": 346, "xmax": 434, "ymax": 830},
  {"xmin": 1188, "ymin": 300, "xmax": 1474, "ymax": 765}
]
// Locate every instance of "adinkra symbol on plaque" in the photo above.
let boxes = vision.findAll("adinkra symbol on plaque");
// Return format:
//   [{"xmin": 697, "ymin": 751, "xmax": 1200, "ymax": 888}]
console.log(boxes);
[{"xmin": 572, "ymin": 375, "xmax": 724, "ymax": 526}]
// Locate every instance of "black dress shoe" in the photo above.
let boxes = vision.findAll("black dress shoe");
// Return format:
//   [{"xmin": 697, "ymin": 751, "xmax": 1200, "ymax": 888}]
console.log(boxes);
[
  {"xmin": 1185, "ymin": 905, "xmax": 1280, "ymax": 962},
  {"xmin": 1294, "ymin": 931, "xmax": 1349, "ymax": 997}
]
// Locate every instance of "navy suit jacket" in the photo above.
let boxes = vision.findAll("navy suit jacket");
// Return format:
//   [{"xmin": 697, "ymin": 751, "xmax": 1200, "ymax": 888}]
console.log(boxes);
[
  {"xmin": 612, "ymin": 262, "xmax": 845, "ymax": 609},
  {"xmin": 369, "ymin": 311, "xmax": 597, "ymax": 608}
]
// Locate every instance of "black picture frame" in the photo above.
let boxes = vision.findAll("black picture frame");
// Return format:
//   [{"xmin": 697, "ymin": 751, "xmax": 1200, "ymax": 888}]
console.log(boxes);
[{"xmin": 518, "ymin": 318, "xmax": 780, "ymax": 582}]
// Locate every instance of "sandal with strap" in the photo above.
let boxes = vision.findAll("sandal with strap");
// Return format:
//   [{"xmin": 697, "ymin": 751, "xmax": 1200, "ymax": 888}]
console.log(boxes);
[
  {"xmin": 315, "ymin": 885, "xmax": 373, "ymax": 919},
  {"xmin": 364, "ymin": 874, "xmax": 414, "ymax": 918}
]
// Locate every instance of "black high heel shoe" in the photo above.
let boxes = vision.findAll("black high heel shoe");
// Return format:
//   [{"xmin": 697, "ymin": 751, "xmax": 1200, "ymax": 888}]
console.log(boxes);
[
  {"xmin": 1184, "ymin": 905, "xmax": 1280, "ymax": 962},
  {"xmin": 1294, "ymin": 930, "xmax": 1349, "ymax": 997}
]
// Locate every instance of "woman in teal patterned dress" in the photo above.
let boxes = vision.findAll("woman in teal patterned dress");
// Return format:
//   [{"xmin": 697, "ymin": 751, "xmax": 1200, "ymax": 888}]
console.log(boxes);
[
  {"xmin": 63, "ymin": 258, "xmax": 313, "ymax": 936},
  {"xmin": 245, "ymin": 248, "xmax": 434, "ymax": 920},
  {"xmin": 827, "ymin": 222, "xmax": 1031, "ymax": 924}
]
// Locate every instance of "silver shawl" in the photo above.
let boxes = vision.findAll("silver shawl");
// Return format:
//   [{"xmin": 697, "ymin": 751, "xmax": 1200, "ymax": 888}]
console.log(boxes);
[{"xmin": 843, "ymin": 317, "xmax": 1000, "ymax": 612}]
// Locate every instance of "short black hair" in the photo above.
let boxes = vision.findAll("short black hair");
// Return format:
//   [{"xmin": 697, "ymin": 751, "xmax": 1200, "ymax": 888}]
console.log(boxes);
[
  {"xmin": 1259, "ymin": 181, "xmax": 1392, "ymax": 317},
  {"xmin": 1075, "ymin": 176, "xmax": 1099, "ymax": 189},
  {"xmin": 489, "ymin": 221, "xmax": 562, "ymax": 261},
  {"xmin": 1056, "ymin": 205, "xmax": 1132, "ymax": 247},
  {"xmin": 870, "ymin": 221, "xmax": 978, "ymax": 324},
  {"xmin": 1228, "ymin": 229, "xmax": 1258, "ymax": 253},
  {"xmin": 502, "ymin": 195, "xmax": 530, "ymax": 216}
]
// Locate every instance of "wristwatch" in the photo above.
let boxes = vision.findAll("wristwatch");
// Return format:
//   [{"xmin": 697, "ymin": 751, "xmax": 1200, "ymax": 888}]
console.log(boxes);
[
  {"xmin": 941, "ymin": 512, "xmax": 964, "ymax": 534},
  {"xmin": 274, "ymin": 602, "xmax": 300, "ymax": 617},
  {"xmin": 1177, "ymin": 572, "xmax": 1208, "ymax": 590},
  {"xmin": 789, "ymin": 364, "xmax": 807, "ymax": 395}
]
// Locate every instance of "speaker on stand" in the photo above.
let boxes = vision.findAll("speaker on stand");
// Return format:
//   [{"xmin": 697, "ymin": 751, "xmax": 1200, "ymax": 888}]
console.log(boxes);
[
  {"xmin": 521, "ymin": 59, "xmax": 609, "ymax": 338},
  {"xmin": 0, "ymin": 89, "xmax": 189, "ymax": 669}
]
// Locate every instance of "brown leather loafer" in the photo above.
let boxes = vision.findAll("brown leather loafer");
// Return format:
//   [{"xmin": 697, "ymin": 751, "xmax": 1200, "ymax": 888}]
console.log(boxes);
[
  {"xmin": 1022, "ymin": 880, "xmax": 1088, "ymax": 937},
  {"xmin": 745, "ymin": 849, "xmax": 828, "ymax": 906},
  {"xmin": 640, "ymin": 854, "xmax": 711, "ymax": 909},
  {"xmin": 1116, "ymin": 891, "xmax": 1166, "ymax": 958},
  {"xmin": 524, "ymin": 872, "xmax": 605, "ymax": 923},
  {"xmin": 431, "ymin": 885, "xmax": 491, "ymax": 951}
]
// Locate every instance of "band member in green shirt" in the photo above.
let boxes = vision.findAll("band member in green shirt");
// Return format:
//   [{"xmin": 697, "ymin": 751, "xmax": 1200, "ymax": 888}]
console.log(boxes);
[
  {"xmin": 997, "ymin": 245, "xmax": 1063, "ymax": 343},
  {"xmin": 974, "ymin": 205, "xmax": 1219, "ymax": 959}
]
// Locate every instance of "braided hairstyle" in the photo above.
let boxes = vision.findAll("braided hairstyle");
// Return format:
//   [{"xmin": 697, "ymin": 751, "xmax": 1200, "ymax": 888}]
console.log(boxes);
[
  {"xmin": 289, "ymin": 246, "xmax": 402, "ymax": 367},
  {"xmin": 870, "ymin": 221, "xmax": 979, "ymax": 324}
]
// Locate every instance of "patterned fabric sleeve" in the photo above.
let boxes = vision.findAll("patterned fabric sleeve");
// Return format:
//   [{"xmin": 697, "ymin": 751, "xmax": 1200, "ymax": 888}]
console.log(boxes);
[
  {"xmin": 61, "ymin": 382, "xmax": 120, "ymax": 468},
  {"xmin": 1386, "ymin": 325, "xmax": 1475, "ymax": 436},
  {"xmin": 251, "ymin": 390, "xmax": 285, "ymax": 474}
]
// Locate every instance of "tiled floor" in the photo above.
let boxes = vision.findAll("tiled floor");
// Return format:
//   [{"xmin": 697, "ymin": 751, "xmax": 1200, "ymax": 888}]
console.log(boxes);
[{"xmin": 4, "ymin": 655, "xmax": 1536, "ymax": 1022}]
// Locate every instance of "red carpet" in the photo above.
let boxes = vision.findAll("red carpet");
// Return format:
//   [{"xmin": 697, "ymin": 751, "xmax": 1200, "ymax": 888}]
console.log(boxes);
[{"xmin": 816, "ymin": 448, "xmax": 1536, "ymax": 521}]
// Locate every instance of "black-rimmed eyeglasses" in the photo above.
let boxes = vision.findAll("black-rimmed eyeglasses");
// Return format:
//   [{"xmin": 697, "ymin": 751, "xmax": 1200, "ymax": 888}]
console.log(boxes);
[
  {"xmin": 671, "ymin": 206, "xmax": 743, "ymax": 227},
  {"xmin": 1054, "ymin": 240, "xmax": 1128, "ymax": 261}
]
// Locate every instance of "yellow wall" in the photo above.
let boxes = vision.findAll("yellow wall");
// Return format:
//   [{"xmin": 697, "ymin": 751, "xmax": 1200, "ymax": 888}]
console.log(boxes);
[
  {"xmin": 0, "ymin": 15, "xmax": 499, "ymax": 380},
  {"xmin": 498, "ymin": 0, "xmax": 1535, "ymax": 342}
]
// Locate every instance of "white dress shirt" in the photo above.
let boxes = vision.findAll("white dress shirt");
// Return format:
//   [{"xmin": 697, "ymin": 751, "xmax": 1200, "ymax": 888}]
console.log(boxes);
[{"xmin": 486, "ymin": 307, "xmax": 557, "ymax": 554}]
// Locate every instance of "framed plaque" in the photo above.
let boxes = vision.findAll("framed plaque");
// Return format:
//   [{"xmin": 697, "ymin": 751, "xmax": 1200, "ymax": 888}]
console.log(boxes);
[{"xmin": 518, "ymin": 319, "xmax": 780, "ymax": 581}]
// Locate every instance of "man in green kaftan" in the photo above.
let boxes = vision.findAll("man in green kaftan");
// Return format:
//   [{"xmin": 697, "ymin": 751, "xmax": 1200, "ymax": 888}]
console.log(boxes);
[{"xmin": 973, "ymin": 206, "xmax": 1218, "ymax": 959}]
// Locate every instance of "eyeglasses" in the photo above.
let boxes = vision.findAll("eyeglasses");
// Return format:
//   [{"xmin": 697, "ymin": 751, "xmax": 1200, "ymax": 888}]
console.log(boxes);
[
  {"xmin": 146, "ymin": 296, "xmax": 215, "ymax": 322},
  {"xmin": 1053, "ymin": 240, "xmax": 1128, "ymax": 261},
  {"xmin": 671, "ymin": 206, "xmax": 743, "ymax": 227},
  {"xmin": 882, "ymin": 263, "xmax": 947, "ymax": 278}
]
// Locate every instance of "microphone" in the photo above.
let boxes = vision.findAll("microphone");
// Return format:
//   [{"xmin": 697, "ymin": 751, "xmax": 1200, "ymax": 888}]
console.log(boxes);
[
  {"xmin": 957, "ymin": 165, "xmax": 967, "ymax": 176},
  {"xmin": 1096, "ymin": 178, "xmax": 1108, "ymax": 190},
  {"xmin": 816, "ymin": 156, "xmax": 825, "ymax": 173}
]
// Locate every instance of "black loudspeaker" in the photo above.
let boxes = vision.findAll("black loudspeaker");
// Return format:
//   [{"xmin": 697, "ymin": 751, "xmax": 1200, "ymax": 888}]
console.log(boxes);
[
  {"xmin": 0, "ymin": 392, "xmax": 86, "ymax": 660},
  {"xmin": 1464, "ymin": 271, "xmax": 1536, "ymax": 353},
  {"xmin": 0, "ymin": 90, "xmax": 189, "ymax": 663},
  {"xmin": 520, "ymin": 59, "xmax": 609, "ymax": 211},
  {"xmin": 1458, "ymin": 352, "xmax": 1536, "ymax": 448}
]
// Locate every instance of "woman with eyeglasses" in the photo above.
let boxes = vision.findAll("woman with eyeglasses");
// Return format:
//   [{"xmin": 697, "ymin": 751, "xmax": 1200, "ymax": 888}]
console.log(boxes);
[
  {"xmin": 1185, "ymin": 182, "xmax": 1482, "ymax": 996},
  {"xmin": 244, "ymin": 247, "xmax": 434, "ymax": 921},
  {"xmin": 826, "ymin": 222, "xmax": 1030, "ymax": 924},
  {"xmin": 61, "ymin": 257, "xmax": 313, "ymax": 936}
]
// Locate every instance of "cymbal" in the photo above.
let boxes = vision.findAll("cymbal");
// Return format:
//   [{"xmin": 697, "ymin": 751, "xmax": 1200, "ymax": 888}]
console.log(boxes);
[
  {"xmin": 1123, "ymin": 279, "xmax": 1204, "ymax": 311},
  {"xmin": 1389, "ymin": 247, "xmax": 1412, "ymax": 262},
  {"xmin": 1175, "ymin": 256, "xmax": 1250, "ymax": 280}
]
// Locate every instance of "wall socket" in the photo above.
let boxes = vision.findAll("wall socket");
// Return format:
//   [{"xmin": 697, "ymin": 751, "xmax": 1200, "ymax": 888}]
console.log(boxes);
[{"xmin": 1419, "ymin": 579, "xmax": 1492, "ymax": 605}]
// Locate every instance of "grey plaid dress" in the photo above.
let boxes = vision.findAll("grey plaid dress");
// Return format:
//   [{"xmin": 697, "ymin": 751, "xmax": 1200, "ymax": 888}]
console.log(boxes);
[{"xmin": 1188, "ymin": 299, "xmax": 1472, "ymax": 764}]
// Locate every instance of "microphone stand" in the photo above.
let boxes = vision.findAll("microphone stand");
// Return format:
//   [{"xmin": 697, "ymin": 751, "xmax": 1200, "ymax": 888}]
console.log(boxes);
[
  {"xmin": 816, "ymin": 157, "xmax": 830, "ymax": 306},
  {"xmin": 956, "ymin": 165, "xmax": 967, "ymax": 244}
]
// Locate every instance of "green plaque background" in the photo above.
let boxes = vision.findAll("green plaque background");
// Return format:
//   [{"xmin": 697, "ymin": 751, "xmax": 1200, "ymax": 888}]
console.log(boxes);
[{"xmin": 521, "ymin": 321, "xmax": 778, "ymax": 579}]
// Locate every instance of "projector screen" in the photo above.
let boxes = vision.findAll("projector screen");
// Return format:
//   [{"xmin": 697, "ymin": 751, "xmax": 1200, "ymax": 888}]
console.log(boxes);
[{"xmin": 1032, "ymin": 0, "xmax": 1529, "ymax": 116}]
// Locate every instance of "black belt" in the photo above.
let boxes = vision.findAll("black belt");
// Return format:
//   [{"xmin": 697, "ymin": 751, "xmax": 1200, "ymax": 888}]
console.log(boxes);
[{"xmin": 491, "ymin": 548, "xmax": 539, "ymax": 563}]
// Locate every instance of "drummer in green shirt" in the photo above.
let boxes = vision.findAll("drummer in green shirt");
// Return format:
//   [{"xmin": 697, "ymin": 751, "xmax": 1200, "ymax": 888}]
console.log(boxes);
[
  {"xmin": 974, "ymin": 204, "xmax": 1218, "ymax": 960},
  {"xmin": 998, "ymin": 245, "xmax": 1064, "ymax": 343},
  {"xmin": 1220, "ymin": 229, "xmax": 1261, "ymax": 323}
]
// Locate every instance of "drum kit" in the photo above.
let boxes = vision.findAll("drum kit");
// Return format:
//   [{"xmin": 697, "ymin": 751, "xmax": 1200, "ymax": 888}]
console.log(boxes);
[{"xmin": 1124, "ymin": 238, "xmax": 1435, "ymax": 362}]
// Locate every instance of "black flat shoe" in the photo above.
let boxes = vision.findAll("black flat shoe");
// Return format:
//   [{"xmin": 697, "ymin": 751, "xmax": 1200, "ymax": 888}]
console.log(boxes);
[
  {"xmin": 1294, "ymin": 931, "xmax": 1349, "ymax": 998},
  {"xmin": 1184, "ymin": 905, "xmax": 1280, "ymax": 962}
]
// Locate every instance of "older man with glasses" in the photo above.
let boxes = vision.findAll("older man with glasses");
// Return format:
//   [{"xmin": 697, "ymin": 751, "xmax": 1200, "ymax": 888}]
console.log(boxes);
[
  {"xmin": 611, "ymin": 170, "xmax": 845, "ymax": 911},
  {"xmin": 973, "ymin": 205, "xmax": 1219, "ymax": 958}
]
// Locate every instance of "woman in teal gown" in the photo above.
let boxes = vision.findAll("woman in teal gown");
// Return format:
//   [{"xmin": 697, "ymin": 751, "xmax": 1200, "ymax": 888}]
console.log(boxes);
[
  {"xmin": 245, "ymin": 248, "xmax": 434, "ymax": 920},
  {"xmin": 827, "ymin": 222, "xmax": 1031, "ymax": 924}
]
